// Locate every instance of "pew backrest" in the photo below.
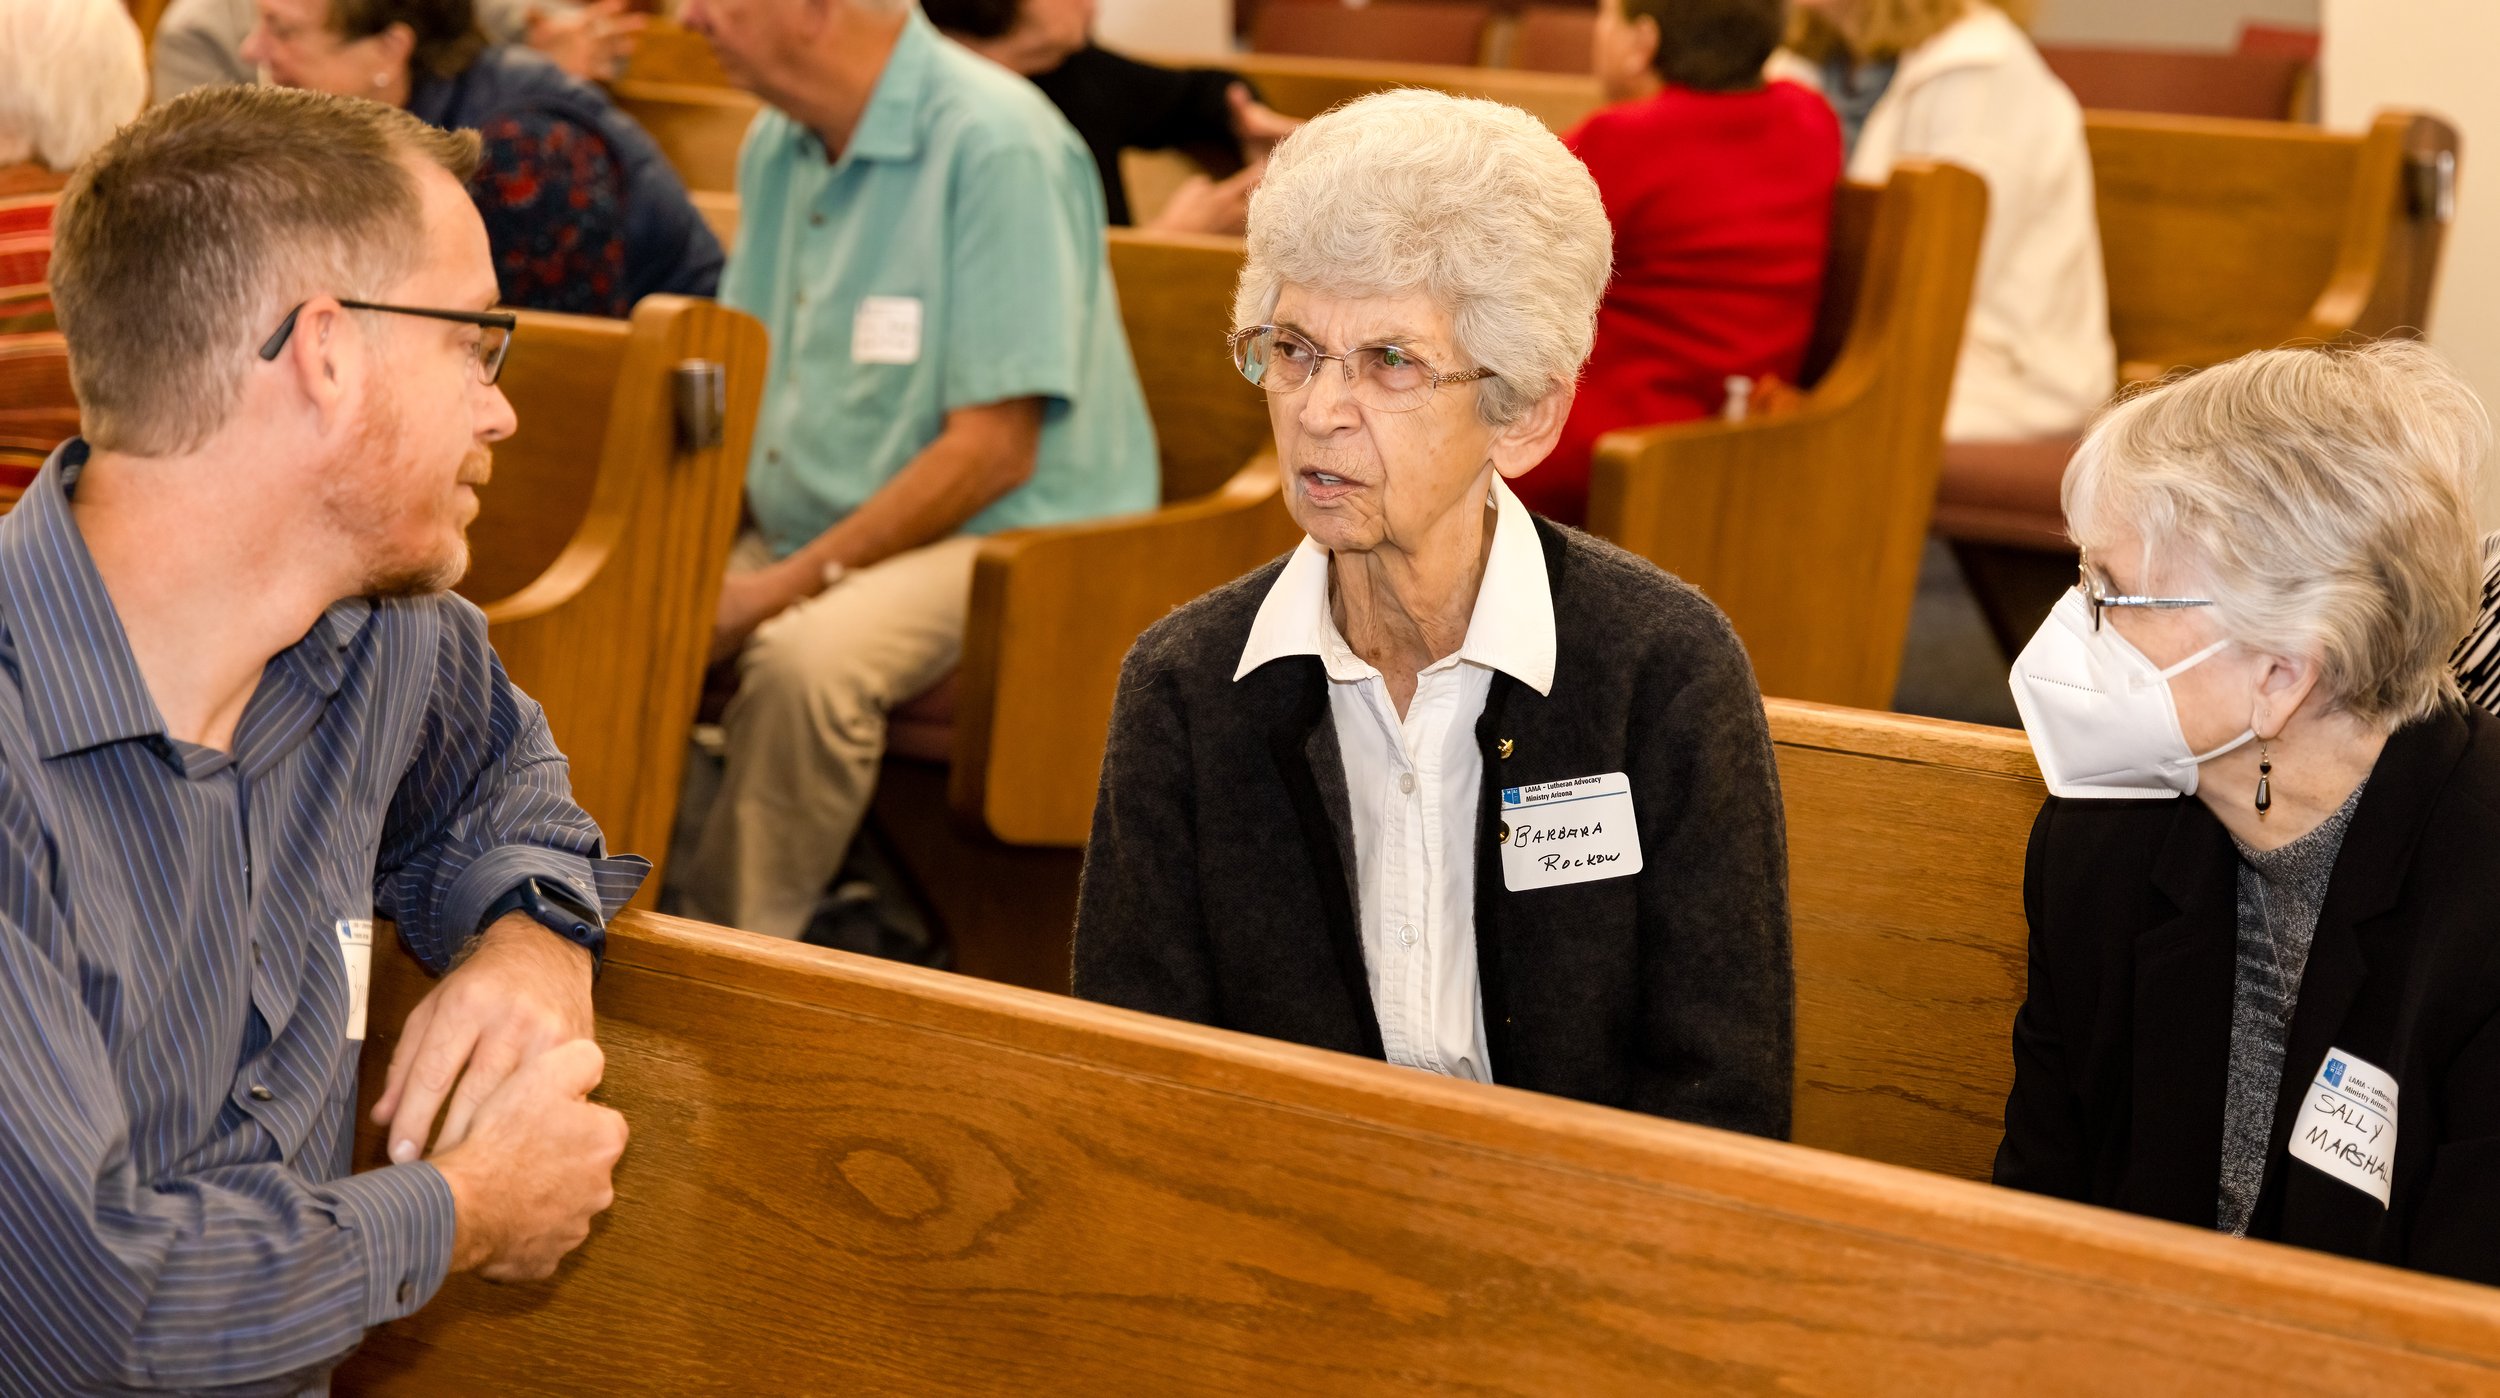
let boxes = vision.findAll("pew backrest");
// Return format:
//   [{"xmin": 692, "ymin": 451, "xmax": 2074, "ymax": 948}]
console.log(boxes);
[
  {"xmin": 0, "ymin": 332, "xmax": 73, "ymax": 508},
  {"xmin": 1194, "ymin": 50, "xmax": 1606, "ymax": 132},
  {"xmin": 1248, "ymin": 0, "xmax": 1495, "ymax": 67},
  {"xmin": 2093, "ymin": 108, "xmax": 2458, "ymax": 380},
  {"xmin": 1106, "ymin": 228, "xmax": 1267, "ymax": 504},
  {"xmin": 949, "ymin": 459, "xmax": 1302, "ymax": 845},
  {"xmin": 612, "ymin": 81, "xmax": 754, "ymax": 197},
  {"xmin": 1587, "ymin": 162, "xmax": 1986, "ymax": 711},
  {"xmin": 1771, "ymin": 699, "xmax": 2039, "ymax": 1181},
  {"xmin": 459, "ymin": 298, "xmax": 765, "ymax": 901},
  {"xmin": 2041, "ymin": 44, "xmax": 2310, "ymax": 122},
  {"xmin": 341, "ymin": 908, "xmax": 2500, "ymax": 1395}
]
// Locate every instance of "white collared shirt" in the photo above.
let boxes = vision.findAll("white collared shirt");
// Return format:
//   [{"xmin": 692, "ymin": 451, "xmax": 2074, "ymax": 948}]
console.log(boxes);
[{"xmin": 1233, "ymin": 478, "xmax": 1557, "ymax": 1083}]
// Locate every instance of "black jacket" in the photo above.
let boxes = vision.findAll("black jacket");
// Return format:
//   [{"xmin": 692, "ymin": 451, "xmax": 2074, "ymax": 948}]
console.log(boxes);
[
  {"xmin": 1995, "ymin": 702, "xmax": 2500, "ymax": 1284},
  {"xmin": 1073, "ymin": 521, "xmax": 1795, "ymax": 1137},
  {"xmin": 1031, "ymin": 46, "xmax": 1251, "ymax": 227}
]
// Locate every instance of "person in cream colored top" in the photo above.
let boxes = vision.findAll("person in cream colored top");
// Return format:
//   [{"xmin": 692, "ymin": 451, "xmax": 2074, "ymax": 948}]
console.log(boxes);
[
  {"xmin": 1073, "ymin": 91, "xmax": 1794, "ymax": 1135},
  {"xmin": 1780, "ymin": 0, "xmax": 2115, "ymax": 441}
]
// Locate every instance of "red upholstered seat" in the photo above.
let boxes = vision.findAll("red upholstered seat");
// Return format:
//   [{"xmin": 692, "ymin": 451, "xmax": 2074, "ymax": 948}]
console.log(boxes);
[
  {"xmin": 886, "ymin": 672, "xmax": 957, "ymax": 764},
  {"xmin": 1932, "ymin": 436, "xmax": 2079, "ymax": 552}
]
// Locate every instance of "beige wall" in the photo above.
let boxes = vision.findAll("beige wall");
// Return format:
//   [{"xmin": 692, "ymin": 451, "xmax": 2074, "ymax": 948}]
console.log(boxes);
[
  {"xmin": 2032, "ymin": 0, "xmax": 2317, "ymax": 48},
  {"xmin": 1095, "ymin": 0, "xmax": 1233, "ymax": 58},
  {"xmin": 2321, "ymin": 0, "xmax": 2496, "ymax": 520}
]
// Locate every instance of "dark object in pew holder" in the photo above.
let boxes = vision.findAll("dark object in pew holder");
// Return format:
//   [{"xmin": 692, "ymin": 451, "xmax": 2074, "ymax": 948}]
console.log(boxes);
[{"xmin": 672, "ymin": 358, "xmax": 726, "ymax": 452}]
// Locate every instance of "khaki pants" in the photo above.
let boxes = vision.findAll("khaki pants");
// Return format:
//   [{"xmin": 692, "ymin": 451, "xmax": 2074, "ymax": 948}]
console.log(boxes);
[{"xmin": 681, "ymin": 533, "xmax": 985, "ymax": 940}]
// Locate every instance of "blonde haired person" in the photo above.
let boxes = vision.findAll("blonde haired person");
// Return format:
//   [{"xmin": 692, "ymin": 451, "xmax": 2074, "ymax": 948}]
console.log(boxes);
[
  {"xmin": 1779, "ymin": 0, "xmax": 2113, "ymax": 442},
  {"xmin": 1074, "ymin": 91, "xmax": 1794, "ymax": 1134},
  {"xmin": 0, "ymin": 0, "xmax": 146, "ymax": 339},
  {"xmin": 1995, "ymin": 341, "xmax": 2500, "ymax": 1285}
]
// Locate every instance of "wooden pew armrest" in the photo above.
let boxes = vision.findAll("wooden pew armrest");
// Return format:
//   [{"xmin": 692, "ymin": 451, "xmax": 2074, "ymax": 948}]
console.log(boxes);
[{"xmin": 949, "ymin": 458, "xmax": 1303, "ymax": 847}]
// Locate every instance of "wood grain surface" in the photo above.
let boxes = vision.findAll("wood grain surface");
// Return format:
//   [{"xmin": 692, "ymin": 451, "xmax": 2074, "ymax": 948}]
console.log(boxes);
[
  {"xmin": 462, "ymin": 298, "xmax": 765, "ymax": 904},
  {"xmin": 2092, "ymin": 109, "xmax": 2457, "ymax": 378},
  {"xmin": 1770, "ymin": 699, "xmax": 2040, "ymax": 1180},
  {"xmin": 1588, "ymin": 164, "xmax": 1986, "ymax": 712},
  {"xmin": 338, "ymin": 910, "xmax": 2500, "ymax": 1396}
]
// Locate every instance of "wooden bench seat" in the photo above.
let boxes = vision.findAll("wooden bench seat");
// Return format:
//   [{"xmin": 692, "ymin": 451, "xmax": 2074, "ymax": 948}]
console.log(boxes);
[{"xmin": 338, "ymin": 899, "xmax": 2500, "ymax": 1394}]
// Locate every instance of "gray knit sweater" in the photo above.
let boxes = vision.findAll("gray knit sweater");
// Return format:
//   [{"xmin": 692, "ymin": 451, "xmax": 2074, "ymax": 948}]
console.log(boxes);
[{"xmin": 2219, "ymin": 780, "xmax": 2369, "ymax": 1234}]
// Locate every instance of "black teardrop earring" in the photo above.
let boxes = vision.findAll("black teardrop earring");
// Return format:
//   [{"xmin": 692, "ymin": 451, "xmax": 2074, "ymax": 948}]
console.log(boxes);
[{"xmin": 2255, "ymin": 745, "xmax": 2273, "ymax": 816}]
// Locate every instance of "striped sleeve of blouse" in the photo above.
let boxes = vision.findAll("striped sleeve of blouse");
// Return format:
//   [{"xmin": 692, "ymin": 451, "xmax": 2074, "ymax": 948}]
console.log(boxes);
[{"xmin": 2451, "ymin": 531, "xmax": 2500, "ymax": 716}]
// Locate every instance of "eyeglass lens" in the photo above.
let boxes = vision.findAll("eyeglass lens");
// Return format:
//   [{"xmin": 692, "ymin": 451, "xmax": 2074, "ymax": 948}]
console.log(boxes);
[{"xmin": 1233, "ymin": 328, "xmax": 1441, "ymax": 412}]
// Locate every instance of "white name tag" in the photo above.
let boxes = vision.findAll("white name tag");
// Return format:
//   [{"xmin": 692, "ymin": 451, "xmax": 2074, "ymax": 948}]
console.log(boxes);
[
  {"xmin": 1498, "ymin": 772, "xmax": 1643, "ymax": 892},
  {"xmin": 336, "ymin": 919, "xmax": 374, "ymax": 1043},
  {"xmin": 2288, "ymin": 1047, "xmax": 2397, "ymax": 1208},
  {"xmin": 851, "ymin": 295, "xmax": 923, "ymax": 365}
]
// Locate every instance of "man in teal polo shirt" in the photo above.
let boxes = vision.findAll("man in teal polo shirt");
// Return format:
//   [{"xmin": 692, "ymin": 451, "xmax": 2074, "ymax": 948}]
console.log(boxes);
[{"xmin": 677, "ymin": 0, "xmax": 1158, "ymax": 939}]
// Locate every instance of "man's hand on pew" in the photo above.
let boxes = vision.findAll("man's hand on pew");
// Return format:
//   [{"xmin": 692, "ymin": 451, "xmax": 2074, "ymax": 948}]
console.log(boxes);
[
  {"xmin": 433, "ymin": 1039, "xmax": 630, "ymax": 1282},
  {"xmin": 371, "ymin": 914, "xmax": 599, "ymax": 1164}
]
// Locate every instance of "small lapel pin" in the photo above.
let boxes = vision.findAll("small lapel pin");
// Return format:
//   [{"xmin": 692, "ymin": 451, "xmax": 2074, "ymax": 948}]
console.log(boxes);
[{"xmin": 1497, "ymin": 739, "xmax": 1514, "ymax": 760}]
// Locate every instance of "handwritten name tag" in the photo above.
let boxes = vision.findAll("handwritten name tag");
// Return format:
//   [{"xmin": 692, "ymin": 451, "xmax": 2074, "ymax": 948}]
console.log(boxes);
[
  {"xmin": 2288, "ymin": 1047, "xmax": 2397, "ymax": 1208},
  {"xmin": 337, "ymin": 919, "xmax": 374, "ymax": 1043},
  {"xmin": 852, "ymin": 295, "xmax": 923, "ymax": 365},
  {"xmin": 1497, "ymin": 772, "xmax": 1643, "ymax": 892}
]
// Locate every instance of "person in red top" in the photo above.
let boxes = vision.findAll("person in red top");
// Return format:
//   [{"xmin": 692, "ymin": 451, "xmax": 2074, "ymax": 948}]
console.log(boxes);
[{"xmin": 1526, "ymin": 0, "xmax": 1840, "ymax": 524}]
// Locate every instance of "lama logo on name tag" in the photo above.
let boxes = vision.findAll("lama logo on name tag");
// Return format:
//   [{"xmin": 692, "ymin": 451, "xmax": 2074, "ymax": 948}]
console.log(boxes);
[
  {"xmin": 2288, "ymin": 1047, "xmax": 2397, "ymax": 1208},
  {"xmin": 336, "ymin": 919, "xmax": 374, "ymax": 1043},
  {"xmin": 1498, "ymin": 772, "xmax": 1643, "ymax": 892}
]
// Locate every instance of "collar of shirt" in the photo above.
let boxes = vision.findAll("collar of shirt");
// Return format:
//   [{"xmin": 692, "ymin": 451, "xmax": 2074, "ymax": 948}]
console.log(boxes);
[
  {"xmin": 782, "ymin": 8, "xmax": 939, "ymax": 167},
  {"xmin": 0, "ymin": 440, "xmax": 377, "ymax": 761},
  {"xmin": 1234, "ymin": 475, "xmax": 1556, "ymax": 695}
]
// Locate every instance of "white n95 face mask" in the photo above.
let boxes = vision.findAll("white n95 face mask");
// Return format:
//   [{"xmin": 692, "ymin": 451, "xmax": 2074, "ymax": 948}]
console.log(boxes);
[{"xmin": 2008, "ymin": 589, "xmax": 2255, "ymax": 799}]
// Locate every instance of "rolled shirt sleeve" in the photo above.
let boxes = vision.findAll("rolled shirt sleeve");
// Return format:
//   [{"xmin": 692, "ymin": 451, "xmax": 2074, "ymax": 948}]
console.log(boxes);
[
  {"xmin": 940, "ymin": 140, "xmax": 1092, "ymax": 415},
  {"xmin": 372, "ymin": 599, "xmax": 648, "ymax": 974}
]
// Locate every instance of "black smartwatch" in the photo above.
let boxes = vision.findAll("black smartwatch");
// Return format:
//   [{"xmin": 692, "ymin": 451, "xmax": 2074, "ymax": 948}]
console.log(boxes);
[{"xmin": 479, "ymin": 876, "xmax": 606, "ymax": 976}]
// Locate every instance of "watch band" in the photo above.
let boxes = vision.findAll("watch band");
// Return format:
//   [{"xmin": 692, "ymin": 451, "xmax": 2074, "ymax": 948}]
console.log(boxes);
[{"xmin": 480, "ymin": 875, "xmax": 607, "ymax": 976}]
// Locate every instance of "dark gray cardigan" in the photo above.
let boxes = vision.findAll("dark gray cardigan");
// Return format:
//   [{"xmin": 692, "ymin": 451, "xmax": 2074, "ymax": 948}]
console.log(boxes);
[{"xmin": 1072, "ymin": 518, "xmax": 1794, "ymax": 1138}]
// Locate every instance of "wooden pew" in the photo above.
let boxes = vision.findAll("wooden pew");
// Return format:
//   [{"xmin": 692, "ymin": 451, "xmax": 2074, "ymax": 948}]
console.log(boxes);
[
  {"xmin": 869, "ymin": 229, "xmax": 1295, "ymax": 986},
  {"xmin": 0, "ymin": 332, "xmax": 73, "ymax": 509},
  {"xmin": 1937, "ymin": 108, "xmax": 2461, "ymax": 652},
  {"xmin": 611, "ymin": 81, "xmax": 753, "ymax": 196},
  {"xmin": 1589, "ymin": 161, "xmax": 1987, "ymax": 712},
  {"xmin": 338, "ymin": 905, "xmax": 2500, "ymax": 1395},
  {"xmin": 1772, "ymin": 699, "xmax": 2036, "ymax": 1182},
  {"xmin": 1249, "ymin": 0, "xmax": 1497, "ymax": 67},
  {"xmin": 1206, "ymin": 49, "xmax": 1605, "ymax": 131},
  {"xmin": 2039, "ymin": 44, "xmax": 2311, "ymax": 122},
  {"xmin": 464, "ymin": 297, "xmax": 765, "ymax": 904}
]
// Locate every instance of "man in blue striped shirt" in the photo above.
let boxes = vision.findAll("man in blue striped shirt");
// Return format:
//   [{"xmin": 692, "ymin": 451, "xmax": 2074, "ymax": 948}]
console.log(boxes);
[{"xmin": 1, "ymin": 86, "xmax": 646, "ymax": 1393}]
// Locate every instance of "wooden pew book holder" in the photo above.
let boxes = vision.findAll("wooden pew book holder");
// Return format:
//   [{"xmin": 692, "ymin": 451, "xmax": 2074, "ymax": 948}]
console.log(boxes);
[{"xmin": 339, "ymin": 908, "xmax": 2500, "ymax": 1395}]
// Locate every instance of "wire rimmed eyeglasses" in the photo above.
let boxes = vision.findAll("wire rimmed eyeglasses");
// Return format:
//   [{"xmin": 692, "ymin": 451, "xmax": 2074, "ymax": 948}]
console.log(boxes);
[
  {"xmin": 1227, "ymin": 324, "xmax": 1494, "ymax": 413},
  {"xmin": 258, "ymin": 299, "xmax": 518, "ymax": 386},
  {"xmin": 2075, "ymin": 550, "xmax": 2214, "ymax": 632}
]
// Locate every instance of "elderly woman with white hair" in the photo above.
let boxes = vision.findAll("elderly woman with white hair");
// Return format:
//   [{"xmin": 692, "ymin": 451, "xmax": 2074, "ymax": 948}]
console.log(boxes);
[
  {"xmin": 0, "ymin": 0, "xmax": 146, "ymax": 339},
  {"xmin": 1996, "ymin": 340, "xmax": 2500, "ymax": 1284},
  {"xmin": 1072, "ymin": 91, "xmax": 1794, "ymax": 1135}
]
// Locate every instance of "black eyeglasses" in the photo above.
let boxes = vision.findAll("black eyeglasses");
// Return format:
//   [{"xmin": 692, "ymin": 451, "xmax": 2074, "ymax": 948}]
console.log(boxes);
[
  {"xmin": 2076, "ymin": 549, "xmax": 2214, "ymax": 633},
  {"xmin": 258, "ymin": 299, "xmax": 518, "ymax": 386}
]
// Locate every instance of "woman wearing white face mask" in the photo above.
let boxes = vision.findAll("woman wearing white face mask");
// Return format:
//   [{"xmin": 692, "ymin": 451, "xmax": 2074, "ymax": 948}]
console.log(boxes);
[{"xmin": 1992, "ymin": 340, "xmax": 2500, "ymax": 1284}]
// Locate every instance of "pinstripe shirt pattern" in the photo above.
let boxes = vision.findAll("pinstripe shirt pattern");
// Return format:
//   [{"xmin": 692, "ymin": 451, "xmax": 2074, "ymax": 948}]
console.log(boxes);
[{"xmin": 0, "ymin": 444, "xmax": 647, "ymax": 1395}]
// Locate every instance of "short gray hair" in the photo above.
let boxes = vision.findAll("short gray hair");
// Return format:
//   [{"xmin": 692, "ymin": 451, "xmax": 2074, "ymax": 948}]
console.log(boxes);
[
  {"xmin": 2065, "ymin": 340, "xmax": 2489, "ymax": 727},
  {"xmin": 0, "ymin": 0, "xmax": 145, "ymax": 171},
  {"xmin": 1233, "ymin": 89, "xmax": 1613, "ymax": 426}
]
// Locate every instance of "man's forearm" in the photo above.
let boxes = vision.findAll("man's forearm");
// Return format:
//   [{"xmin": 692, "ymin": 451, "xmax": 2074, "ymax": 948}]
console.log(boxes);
[{"xmin": 788, "ymin": 401, "xmax": 1044, "ymax": 575}]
